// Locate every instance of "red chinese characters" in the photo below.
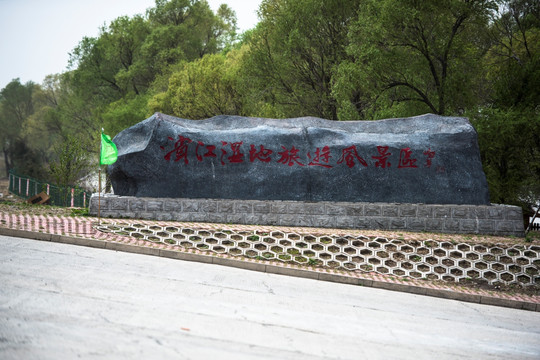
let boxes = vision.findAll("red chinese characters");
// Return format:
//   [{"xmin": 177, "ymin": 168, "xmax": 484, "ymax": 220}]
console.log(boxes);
[
  {"xmin": 195, "ymin": 141, "xmax": 217, "ymax": 161},
  {"xmin": 249, "ymin": 144, "xmax": 273, "ymax": 163},
  {"xmin": 337, "ymin": 145, "xmax": 368, "ymax": 168},
  {"xmin": 163, "ymin": 135, "xmax": 192, "ymax": 164},
  {"xmin": 423, "ymin": 148, "xmax": 436, "ymax": 168},
  {"xmin": 220, "ymin": 141, "xmax": 245, "ymax": 165},
  {"xmin": 277, "ymin": 146, "xmax": 305, "ymax": 167},
  {"xmin": 308, "ymin": 146, "xmax": 333, "ymax": 168},
  {"xmin": 372, "ymin": 146, "xmax": 392, "ymax": 168},
  {"xmin": 398, "ymin": 147, "xmax": 418, "ymax": 168},
  {"xmin": 161, "ymin": 133, "xmax": 437, "ymax": 171},
  {"xmin": 228, "ymin": 141, "xmax": 245, "ymax": 163}
]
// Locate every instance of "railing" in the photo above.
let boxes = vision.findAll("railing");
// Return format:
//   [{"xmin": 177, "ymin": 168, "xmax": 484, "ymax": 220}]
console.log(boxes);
[{"xmin": 8, "ymin": 170, "xmax": 92, "ymax": 208}]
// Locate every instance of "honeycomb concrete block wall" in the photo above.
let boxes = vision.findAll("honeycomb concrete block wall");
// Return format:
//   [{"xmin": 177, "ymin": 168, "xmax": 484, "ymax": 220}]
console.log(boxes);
[
  {"xmin": 95, "ymin": 221, "xmax": 540, "ymax": 287},
  {"xmin": 90, "ymin": 195, "xmax": 524, "ymax": 237}
]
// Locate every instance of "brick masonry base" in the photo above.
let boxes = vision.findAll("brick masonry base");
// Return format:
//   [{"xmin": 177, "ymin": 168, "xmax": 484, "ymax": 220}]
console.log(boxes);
[{"xmin": 89, "ymin": 195, "xmax": 524, "ymax": 237}]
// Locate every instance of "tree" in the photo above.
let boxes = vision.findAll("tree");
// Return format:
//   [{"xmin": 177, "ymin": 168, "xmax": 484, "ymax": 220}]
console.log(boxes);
[
  {"xmin": 485, "ymin": 0, "xmax": 540, "ymax": 109},
  {"xmin": 470, "ymin": 0, "xmax": 540, "ymax": 214},
  {"xmin": 68, "ymin": 14, "xmax": 151, "ymax": 106},
  {"xmin": 0, "ymin": 79, "xmax": 37, "ymax": 176},
  {"xmin": 102, "ymin": 15, "xmax": 153, "ymax": 96},
  {"xmin": 471, "ymin": 108, "xmax": 540, "ymax": 208},
  {"xmin": 102, "ymin": 94, "xmax": 152, "ymax": 135},
  {"xmin": 66, "ymin": 0, "xmax": 238, "ymax": 137},
  {"xmin": 22, "ymin": 75, "xmax": 65, "ymax": 163},
  {"xmin": 144, "ymin": 0, "xmax": 237, "ymax": 70},
  {"xmin": 335, "ymin": 0, "xmax": 497, "ymax": 119},
  {"xmin": 245, "ymin": 0, "xmax": 360, "ymax": 119},
  {"xmin": 149, "ymin": 48, "xmax": 247, "ymax": 119},
  {"xmin": 49, "ymin": 134, "xmax": 92, "ymax": 206}
]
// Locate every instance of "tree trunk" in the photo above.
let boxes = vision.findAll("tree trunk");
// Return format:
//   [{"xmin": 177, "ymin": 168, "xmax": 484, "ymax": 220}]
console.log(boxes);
[{"xmin": 3, "ymin": 147, "xmax": 11, "ymax": 178}]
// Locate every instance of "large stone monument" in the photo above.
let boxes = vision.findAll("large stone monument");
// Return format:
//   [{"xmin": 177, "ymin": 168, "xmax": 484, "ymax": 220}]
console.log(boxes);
[
  {"xmin": 108, "ymin": 112, "xmax": 490, "ymax": 205},
  {"xmin": 91, "ymin": 113, "xmax": 524, "ymax": 236}
]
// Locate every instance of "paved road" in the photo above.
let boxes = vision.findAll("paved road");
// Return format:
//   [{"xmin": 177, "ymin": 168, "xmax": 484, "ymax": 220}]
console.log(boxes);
[{"xmin": 1, "ymin": 235, "xmax": 539, "ymax": 359}]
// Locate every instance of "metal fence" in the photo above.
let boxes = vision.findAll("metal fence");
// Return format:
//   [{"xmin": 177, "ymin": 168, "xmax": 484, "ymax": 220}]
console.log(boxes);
[{"xmin": 8, "ymin": 170, "xmax": 92, "ymax": 208}]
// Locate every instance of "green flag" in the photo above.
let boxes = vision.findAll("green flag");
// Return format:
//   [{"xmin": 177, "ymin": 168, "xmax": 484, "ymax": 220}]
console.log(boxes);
[{"xmin": 100, "ymin": 131, "xmax": 118, "ymax": 165}]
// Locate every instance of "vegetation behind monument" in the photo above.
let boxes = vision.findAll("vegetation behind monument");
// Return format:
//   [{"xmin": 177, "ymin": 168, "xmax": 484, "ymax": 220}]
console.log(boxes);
[{"xmin": 0, "ymin": 0, "xmax": 538, "ymax": 216}]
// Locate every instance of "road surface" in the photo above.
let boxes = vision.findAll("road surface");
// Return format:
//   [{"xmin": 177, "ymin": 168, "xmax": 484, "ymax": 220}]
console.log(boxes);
[{"xmin": 1, "ymin": 235, "xmax": 539, "ymax": 359}]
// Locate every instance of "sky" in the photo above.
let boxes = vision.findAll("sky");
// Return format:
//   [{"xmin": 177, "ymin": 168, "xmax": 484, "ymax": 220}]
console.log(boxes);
[{"xmin": 0, "ymin": 0, "xmax": 262, "ymax": 91}]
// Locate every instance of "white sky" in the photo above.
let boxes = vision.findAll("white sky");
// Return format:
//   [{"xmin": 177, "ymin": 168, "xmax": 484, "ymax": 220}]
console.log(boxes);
[{"xmin": 0, "ymin": 0, "xmax": 261, "ymax": 90}]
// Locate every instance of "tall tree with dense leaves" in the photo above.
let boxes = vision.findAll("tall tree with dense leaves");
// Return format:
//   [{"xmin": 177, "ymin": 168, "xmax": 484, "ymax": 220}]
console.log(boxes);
[
  {"xmin": 149, "ymin": 47, "xmax": 247, "ymax": 119},
  {"xmin": 49, "ymin": 133, "xmax": 92, "ymax": 205},
  {"xmin": 245, "ymin": 0, "xmax": 360, "ymax": 119},
  {"xmin": 485, "ymin": 0, "xmax": 540, "ymax": 108},
  {"xmin": 24, "ymin": 74, "xmax": 98, "ymax": 163},
  {"xmin": 0, "ymin": 79, "xmax": 37, "ymax": 176},
  {"xmin": 144, "ymin": 0, "xmax": 237, "ymax": 72},
  {"xmin": 471, "ymin": 0, "xmax": 540, "ymax": 214},
  {"xmin": 335, "ymin": 0, "xmax": 497, "ymax": 119},
  {"xmin": 67, "ymin": 0, "xmax": 237, "ymax": 136},
  {"xmin": 68, "ymin": 15, "xmax": 151, "ymax": 104}
]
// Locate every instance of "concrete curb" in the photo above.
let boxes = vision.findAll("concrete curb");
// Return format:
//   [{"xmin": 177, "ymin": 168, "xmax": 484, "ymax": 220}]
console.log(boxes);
[{"xmin": 1, "ymin": 227, "xmax": 538, "ymax": 312}]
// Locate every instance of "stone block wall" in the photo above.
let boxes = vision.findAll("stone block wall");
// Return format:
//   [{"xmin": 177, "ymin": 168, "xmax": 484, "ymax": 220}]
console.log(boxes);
[{"xmin": 90, "ymin": 195, "xmax": 524, "ymax": 237}]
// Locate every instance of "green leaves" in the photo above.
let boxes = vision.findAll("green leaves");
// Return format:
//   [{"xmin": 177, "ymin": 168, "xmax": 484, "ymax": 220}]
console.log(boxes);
[
  {"xmin": 0, "ymin": 79, "xmax": 38, "ymax": 176},
  {"xmin": 470, "ymin": 108, "xmax": 540, "ymax": 207},
  {"xmin": 337, "ymin": 0, "xmax": 497, "ymax": 118},
  {"xmin": 150, "ymin": 49, "xmax": 246, "ymax": 119},
  {"xmin": 67, "ymin": 0, "xmax": 238, "ymax": 127},
  {"xmin": 245, "ymin": 0, "xmax": 360, "ymax": 119}
]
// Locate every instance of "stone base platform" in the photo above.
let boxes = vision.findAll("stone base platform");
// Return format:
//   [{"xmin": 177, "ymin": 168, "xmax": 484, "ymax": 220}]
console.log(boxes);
[{"xmin": 89, "ymin": 195, "xmax": 524, "ymax": 237}]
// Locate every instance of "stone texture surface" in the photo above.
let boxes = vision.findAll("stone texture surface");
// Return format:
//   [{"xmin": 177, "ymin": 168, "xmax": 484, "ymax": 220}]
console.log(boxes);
[
  {"xmin": 109, "ymin": 112, "xmax": 490, "ymax": 205},
  {"xmin": 90, "ymin": 195, "xmax": 524, "ymax": 237}
]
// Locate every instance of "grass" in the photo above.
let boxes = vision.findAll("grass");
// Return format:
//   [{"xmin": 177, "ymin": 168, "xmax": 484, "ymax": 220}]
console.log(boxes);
[
  {"xmin": 525, "ymin": 231, "xmax": 540, "ymax": 243},
  {"xmin": 70, "ymin": 208, "xmax": 89, "ymax": 216}
]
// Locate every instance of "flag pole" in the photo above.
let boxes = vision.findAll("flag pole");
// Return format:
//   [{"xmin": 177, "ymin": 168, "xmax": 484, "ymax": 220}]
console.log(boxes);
[
  {"xmin": 98, "ymin": 128, "xmax": 118, "ymax": 226},
  {"xmin": 98, "ymin": 166, "xmax": 102, "ymax": 225},
  {"xmin": 98, "ymin": 128, "xmax": 102, "ymax": 226}
]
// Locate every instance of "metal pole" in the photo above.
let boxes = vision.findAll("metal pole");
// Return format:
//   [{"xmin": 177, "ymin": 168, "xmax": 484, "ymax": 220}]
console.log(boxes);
[
  {"xmin": 526, "ymin": 205, "xmax": 540, "ymax": 235},
  {"xmin": 98, "ymin": 167, "xmax": 101, "ymax": 225}
]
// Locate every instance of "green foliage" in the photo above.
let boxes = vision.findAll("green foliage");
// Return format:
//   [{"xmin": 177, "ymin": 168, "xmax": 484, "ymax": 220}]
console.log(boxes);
[
  {"xmin": 336, "ymin": 0, "xmax": 496, "ymax": 119},
  {"xmin": 244, "ymin": 0, "xmax": 360, "ymax": 119},
  {"xmin": 70, "ymin": 207, "xmax": 90, "ymax": 217},
  {"xmin": 470, "ymin": 108, "xmax": 540, "ymax": 209},
  {"xmin": 62, "ymin": 0, "xmax": 239, "ymax": 137},
  {"xmin": 49, "ymin": 134, "xmax": 92, "ymax": 189},
  {"xmin": 0, "ymin": 79, "xmax": 39, "ymax": 176},
  {"xmin": 0, "ymin": 78, "xmax": 35, "ymax": 122},
  {"xmin": 102, "ymin": 94, "xmax": 152, "ymax": 135},
  {"xmin": 150, "ymin": 48, "xmax": 246, "ymax": 118},
  {"xmin": 9, "ymin": 140, "xmax": 47, "ymax": 179},
  {"xmin": 48, "ymin": 134, "xmax": 93, "ymax": 207},
  {"xmin": 485, "ymin": 0, "xmax": 540, "ymax": 109},
  {"xmin": 471, "ymin": 0, "xmax": 540, "ymax": 213}
]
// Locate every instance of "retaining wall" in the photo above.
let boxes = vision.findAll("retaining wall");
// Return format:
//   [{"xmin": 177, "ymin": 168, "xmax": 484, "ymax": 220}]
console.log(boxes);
[
  {"xmin": 90, "ymin": 195, "xmax": 524, "ymax": 237},
  {"xmin": 94, "ymin": 221, "xmax": 540, "ymax": 287}
]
